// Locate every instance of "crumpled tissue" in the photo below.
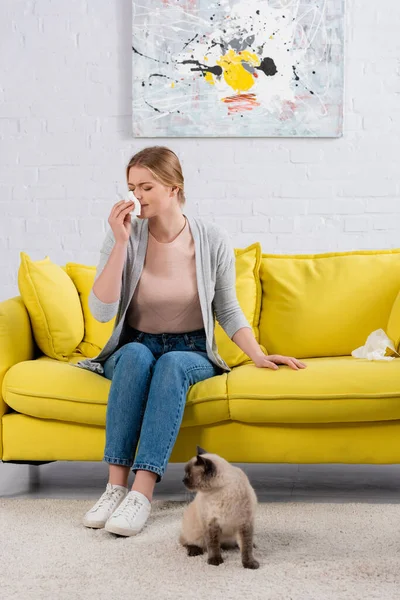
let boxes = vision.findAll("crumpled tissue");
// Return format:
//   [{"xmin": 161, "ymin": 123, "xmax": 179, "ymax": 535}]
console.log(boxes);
[
  {"xmin": 127, "ymin": 190, "xmax": 141, "ymax": 217},
  {"xmin": 351, "ymin": 328, "xmax": 400, "ymax": 361}
]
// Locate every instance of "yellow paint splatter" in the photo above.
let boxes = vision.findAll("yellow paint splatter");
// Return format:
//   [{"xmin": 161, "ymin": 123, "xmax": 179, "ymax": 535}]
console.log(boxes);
[
  {"xmin": 216, "ymin": 49, "xmax": 260, "ymax": 93},
  {"xmin": 204, "ymin": 72, "xmax": 215, "ymax": 85}
]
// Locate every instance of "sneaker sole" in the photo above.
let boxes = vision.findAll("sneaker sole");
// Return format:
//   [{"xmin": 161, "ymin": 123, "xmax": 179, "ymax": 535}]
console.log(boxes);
[
  {"xmin": 104, "ymin": 521, "xmax": 143, "ymax": 537},
  {"xmin": 82, "ymin": 517, "xmax": 107, "ymax": 529}
]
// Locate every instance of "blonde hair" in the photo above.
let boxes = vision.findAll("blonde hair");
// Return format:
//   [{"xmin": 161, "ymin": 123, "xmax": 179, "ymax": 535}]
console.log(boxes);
[{"xmin": 126, "ymin": 146, "xmax": 186, "ymax": 206}]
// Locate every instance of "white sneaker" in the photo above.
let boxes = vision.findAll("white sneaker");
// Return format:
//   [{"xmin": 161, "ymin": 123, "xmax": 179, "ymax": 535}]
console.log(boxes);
[
  {"xmin": 82, "ymin": 483, "xmax": 128, "ymax": 529},
  {"xmin": 104, "ymin": 490, "xmax": 151, "ymax": 536}
]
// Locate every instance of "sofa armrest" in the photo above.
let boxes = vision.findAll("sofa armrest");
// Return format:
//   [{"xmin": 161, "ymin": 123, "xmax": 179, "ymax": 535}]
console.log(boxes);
[
  {"xmin": 387, "ymin": 289, "xmax": 400, "ymax": 352},
  {"xmin": 0, "ymin": 296, "xmax": 35, "ymax": 456}
]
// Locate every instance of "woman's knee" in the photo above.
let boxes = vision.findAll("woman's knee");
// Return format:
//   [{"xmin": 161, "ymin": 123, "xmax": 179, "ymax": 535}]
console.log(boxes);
[
  {"xmin": 153, "ymin": 351, "xmax": 198, "ymax": 379},
  {"xmin": 117, "ymin": 341, "xmax": 155, "ymax": 367},
  {"xmin": 104, "ymin": 342, "xmax": 155, "ymax": 380},
  {"xmin": 153, "ymin": 351, "xmax": 219, "ymax": 387},
  {"xmin": 155, "ymin": 351, "xmax": 185, "ymax": 369},
  {"xmin": 104, "ymin": 343, "xmax": 154, "ymax": 380}
]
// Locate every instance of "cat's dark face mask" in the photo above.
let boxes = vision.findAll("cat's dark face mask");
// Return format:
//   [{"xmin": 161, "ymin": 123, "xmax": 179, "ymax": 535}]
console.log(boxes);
[{"xmin": 182, "ymin": 449, "xmax": 217, "ymax": 491}]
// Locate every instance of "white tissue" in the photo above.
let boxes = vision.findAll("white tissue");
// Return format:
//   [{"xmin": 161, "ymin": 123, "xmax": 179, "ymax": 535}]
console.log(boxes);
[
  {"xmin": 351, "ymin": 329, "xmax": 400, "ymax": 361},
  {"xmin": 126, "ymin": 191, "xmax": 141, "ymax": 217}
]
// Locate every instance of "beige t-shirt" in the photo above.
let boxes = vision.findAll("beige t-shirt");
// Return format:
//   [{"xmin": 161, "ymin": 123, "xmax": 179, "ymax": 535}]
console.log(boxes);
[{"xmin": 127, "ymin": 217, "xmax": 204, "ymax": 333}]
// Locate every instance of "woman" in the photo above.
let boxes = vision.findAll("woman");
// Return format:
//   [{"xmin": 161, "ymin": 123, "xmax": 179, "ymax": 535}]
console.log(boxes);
[{"xmin": 79, "ymin": 146, "xmax": 306, "ymax": 537}]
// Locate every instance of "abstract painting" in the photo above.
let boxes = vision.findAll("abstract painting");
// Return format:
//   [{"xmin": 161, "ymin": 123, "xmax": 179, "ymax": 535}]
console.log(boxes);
[{"xmin": 132, "ymin": 0, "xmax": 344, "ymax": 137}]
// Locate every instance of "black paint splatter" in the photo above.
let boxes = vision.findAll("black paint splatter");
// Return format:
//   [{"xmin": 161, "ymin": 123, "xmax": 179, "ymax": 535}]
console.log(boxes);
[
  {"xmin": 182, "ymin": 34, "xmax": 198, "ymax": 51},
  {"xmin": 149, "ymin": 73, "xmax": 169, "ymax": 79},
  {"xmin": 209, "ymin": 39, "xmax": 227, "ymax": 53},
  {"xmin": 256, "ymin": 57, "xmax": 277, "ymax": 77},
  {"xmin": 144, "ymin": 100, "xmax": 161, "ymax": 113},
  {"xmin": 292, "ymin": 65, "xmax": 315, "ymax": 95},
  {"xmin": 132, "ymin": 45, "xmax": 169, "ymax": 65},
  {"xmin": 181, "ymin": 59, "xmax": 223, "ymax": 77}
]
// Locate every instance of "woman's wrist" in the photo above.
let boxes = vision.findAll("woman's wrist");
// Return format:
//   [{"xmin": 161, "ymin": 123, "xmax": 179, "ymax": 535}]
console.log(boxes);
[{"xmin": 115, "ymin": 239, "xmax": 128, "ymax": 248}]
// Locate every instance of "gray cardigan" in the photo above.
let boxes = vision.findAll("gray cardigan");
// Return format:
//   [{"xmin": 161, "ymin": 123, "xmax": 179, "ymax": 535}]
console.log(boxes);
[{"xmin": 71, "ymin": 214, "xmax": 251, "ymax": 375}]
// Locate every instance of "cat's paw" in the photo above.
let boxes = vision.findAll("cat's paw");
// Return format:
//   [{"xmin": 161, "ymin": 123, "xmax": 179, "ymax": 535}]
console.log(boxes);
[
  {"xmin": 187, "ymin": 545, "xmax": 204, "ymax": 557},
  {"xmin": 243, "ymin": 558, "xmax": 260, "ymax": 570},
  {"xmin": 207, "ymin": 555, "xmax": 224, "ymax": 566}
]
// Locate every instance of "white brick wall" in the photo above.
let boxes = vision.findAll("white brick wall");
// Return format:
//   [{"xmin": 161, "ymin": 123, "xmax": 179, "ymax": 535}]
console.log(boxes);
[{"xmin": 1, "ymin": 0, "xmax": 400, "ymax": 301}]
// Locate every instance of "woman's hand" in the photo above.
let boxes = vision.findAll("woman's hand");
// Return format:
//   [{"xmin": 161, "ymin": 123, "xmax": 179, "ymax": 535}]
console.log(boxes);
[
  {"xmin": 253, "ymin": 352, "xmax": 307, "ymax": 370},
  {"xmin": 108, "ymin": 200, "xmax": 136, "ymax": 245}
]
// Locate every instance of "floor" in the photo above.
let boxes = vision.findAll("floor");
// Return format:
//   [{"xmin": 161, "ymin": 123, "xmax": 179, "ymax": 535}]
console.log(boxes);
[{"xmin": 1, "ymin": 461, "xmax": 400, "ymax": 504}]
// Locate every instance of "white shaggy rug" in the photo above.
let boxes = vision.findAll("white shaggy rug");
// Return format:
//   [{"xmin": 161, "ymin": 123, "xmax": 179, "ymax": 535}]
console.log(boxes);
[{"xmin": 1, "ymin": 499, "xmax": 400, "ymax": 600}]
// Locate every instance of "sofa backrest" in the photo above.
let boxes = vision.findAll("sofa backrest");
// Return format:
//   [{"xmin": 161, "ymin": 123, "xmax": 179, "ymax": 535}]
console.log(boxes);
[{"xmin": 259, "ymin": 249, "xmax": 400, "ymax": 359}]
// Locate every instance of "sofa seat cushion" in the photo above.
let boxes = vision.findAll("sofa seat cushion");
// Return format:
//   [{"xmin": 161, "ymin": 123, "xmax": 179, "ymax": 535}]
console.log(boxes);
[
  {"xmin": 227, "ymin": 356, "xmax": 400, "ymax": 424},
  {"xmin": 2, "ymin": 356, "xmax": 229, "ymax": 428}
]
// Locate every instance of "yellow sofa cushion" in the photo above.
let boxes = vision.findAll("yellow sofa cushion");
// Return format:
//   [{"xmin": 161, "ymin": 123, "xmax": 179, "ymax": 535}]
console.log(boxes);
[
  {"xmin": 215, "ymin": 242, "xmax": 262, "ymax": 367},
  {"xmin": 65, "ymin": 263, "xmax": 115, "ymax": 358},
  {"xmin": 18, "ymin": 253, "xmax": 84, "ymax": 361},
  {"xmin": 259, "ymin": 249, "xmax": 400, "ymax": 359},
  {"xmin": 387, "ymin": 289, "xmax": 400, "ymax": 352},
  {"xmin": 227, "ymin": 356, "xmax": 400, "ymax": 424},
  {"xmin": 3, "ymin": 356, "xmax": 229, "ymax": 429},
  {"xmin": 5, "ymin": 355, "xmax": 400, "ymax": 427}
]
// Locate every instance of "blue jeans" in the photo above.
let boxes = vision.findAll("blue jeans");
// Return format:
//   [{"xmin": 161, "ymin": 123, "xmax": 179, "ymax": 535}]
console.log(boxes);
[{"xmin": 102, "ymin": 326, "xmax": 223, "ymax": 483}]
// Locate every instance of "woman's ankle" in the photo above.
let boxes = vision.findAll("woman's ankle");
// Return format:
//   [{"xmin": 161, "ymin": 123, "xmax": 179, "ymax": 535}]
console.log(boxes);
[
  {"xmin": 108, "ymin": 464, "xmax": 131, "ymax": 488},
  {"xmin": 130, "ymin": 484, "xmax": 152, "ymax": 503},
  {"xmin": 109, "ymin": 481, "xmax": 128, "ymax": 488},
  {"xmin": 131, "ymin": 470, "xmax": 157, "ymax": 502}
]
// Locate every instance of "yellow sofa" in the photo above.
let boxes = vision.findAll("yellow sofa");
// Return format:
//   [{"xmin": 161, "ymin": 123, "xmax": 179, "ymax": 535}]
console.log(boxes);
[{"xmin": 2, "ymin": 247, "xmax": 400, "ymax": 468}]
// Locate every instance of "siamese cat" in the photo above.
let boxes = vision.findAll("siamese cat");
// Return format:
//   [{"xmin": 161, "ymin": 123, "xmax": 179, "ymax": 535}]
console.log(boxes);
[{"xmin": 179, "ymin": 446, "xmax": 259, "ymax": 569}]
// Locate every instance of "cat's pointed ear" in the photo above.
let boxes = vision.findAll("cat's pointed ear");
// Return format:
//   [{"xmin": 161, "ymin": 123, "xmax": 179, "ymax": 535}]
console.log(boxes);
[
  {"xmin": 196, "ymin": 445, "xmax": 208, "ymax": 455},
  {"xmin": 195, "ymin": 455, "xmax": 216, "ymax": 477},
  {"xmin": 195, "ymin": 455, "xmax": 206, "ymax": 467}
]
